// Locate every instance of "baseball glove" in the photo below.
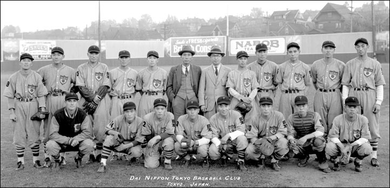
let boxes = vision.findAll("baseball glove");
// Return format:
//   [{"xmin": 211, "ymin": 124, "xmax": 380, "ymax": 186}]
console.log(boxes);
[
  {"xmin": 287, "ymin": 139, "xmax": 301, "ymax": 158},
  {"xmin": 30, "ymin": 111, "xmax": 49, "ymax": 121},
  {"xmin": 234, "ymin": 101, "xmax": 252, "ymax": 117},
  {"xmin": 116, "ymin": 133, "xmax": 125, "ymax": 144},
  {"xmin": 82, "ymin": 101, "xmax": 98, "ymax": 115},
  {"xmin": 340, "ymin": 145, "xmax": 352, "ymax": 165},
  {"xmin": 254, "ymin": 138, "xmax": 274, "ymax": 156}
]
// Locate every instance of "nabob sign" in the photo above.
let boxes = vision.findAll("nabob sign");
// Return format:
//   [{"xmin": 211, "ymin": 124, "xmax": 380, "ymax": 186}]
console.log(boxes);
[
  {"xmin": 229, "ymin": 37, "xmax": 286, "ymax": 55},
  {"xmin": 170, "ymin": 36, "xmax": 226, "ymax": 57}
]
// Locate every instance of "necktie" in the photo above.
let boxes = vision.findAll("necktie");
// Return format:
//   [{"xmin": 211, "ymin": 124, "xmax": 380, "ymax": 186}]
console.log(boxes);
[
  {"xmin": 185, "ymin": 66, "xmax": 189, "ymax": 76},
  {"xmin": 215, "ymin": 66, "xmax": 218, "ymax": 76}
]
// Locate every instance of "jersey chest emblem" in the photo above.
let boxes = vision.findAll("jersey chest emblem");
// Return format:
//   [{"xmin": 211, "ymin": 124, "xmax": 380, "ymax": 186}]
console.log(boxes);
[
  {"xmin": 228, "ymin": 124, "xmax": 237, "ymax": 132},
  {"xmin": 74, "ymin": 123, "xmax": 81, "ymax": 133},
  {"xmin": 127, "ymin": 78, "xmax": 135, "ymax": 87},
  {"xmin": 294, "ymin": 73, "xmax": 303, "ymax": 83},
  {"xmin": 59, "ymin": 75, "xmax": 68, "ymax": 85},
  {"xmin": 27, "ymin": 84, "xmax": 37, "ymax": 94},
  {"xmin": 243, "ymin": 78, "xmax": 251, "ymax": 87},
  {"xmin": 194, "ymin": 131, "xmax": 201, "ymax": 139},
  {"xmin": 263, "ymin": 72, "xmax": 272, "ymax": 82},
  {"xmin": 153, "ymin": 79, "xmax": 162, "ymax": 88},
  {"xmin": 245, "ymin": 124, "xmax": 252, "ymax": 133},
  {"xmin": 363, "ymin": 67, "xmax": 373, "ymax": 77},
  {"xmin": 95, "ymin": 72, "xmax": 103, "ymax": 81},
  {"xmin": 353, "ymin": 130, "xmax": 361, "ymax": 139},
  {"xmin": 269, "ymin": 126, "xmax": 278, "ymax": 135},
  {"xmin": 328, "ymin": 70, "xmax": 338, "ymax": 80}
]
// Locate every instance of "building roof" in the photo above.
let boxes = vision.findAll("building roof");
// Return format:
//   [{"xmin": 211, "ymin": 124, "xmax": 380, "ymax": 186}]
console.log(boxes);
[
  {"xmin": 271, "ymin": 10, "xmax": 300, "ymax": 21},
  {"xmin": 314, "ymin": 3, "xmax": 352, "ymax": 21}
]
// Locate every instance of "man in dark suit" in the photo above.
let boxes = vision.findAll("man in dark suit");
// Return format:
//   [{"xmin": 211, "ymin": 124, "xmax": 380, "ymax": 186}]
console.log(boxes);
[{"xmin": 167, "ymin": 45, "xmax": 202, "ymax": 121}]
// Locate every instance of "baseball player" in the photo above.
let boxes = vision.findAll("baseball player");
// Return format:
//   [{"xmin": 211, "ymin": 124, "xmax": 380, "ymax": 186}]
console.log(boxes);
[
  {"xmin": 286, "ymin": 95, "xmax": 330, "ymax": 173},
  {"xmin": 97, "ymin": 102, "xmax": 144, "ymax": 173},
  {"xmin": 208, "ymin": 96, "xmax": 248, "ymax": 171},
  {"xmin": 275, "ymin": 42, "xmax": 312, "ymax": 119},
  {"xmin": 341, "ymin": 38, "xmax": 385, "ymax": 167},
  {"xmin": 37, "ymin": 46, "xmax": 77, "ymax": 167},
  {"xmin": 247, "ymin": 43, "xmax": 279, "ymax": 104},
  {"xmin": 227, "ymin": 50, "xmax": 259, "ymax": 123},
  {"xmin": 3, "ymin": 53, "xmax": 48, "ymax": 170},
  {"xmin": 198, "ymin": 46, "xmax": 232, "ymax": 120},
  {"xmin": 326, "ymin": 97, "xmax": 372, "ymax": 172},
  {"xmin": 136, "ymin": 51, "xmax": 168, "ymax": 119},
  {"xmin": 75, "ymin": 45, "xmax": 111, "ymax": 163},
  {"xmin": 311, "ymin": 41, "xmax": 345, "ymax": 136},
  {"xmin": 46, "ymin": 93, "xmax": 94, "ymax": 170},
  {"xmin": 246, "ymin": 97, "xmax": 288, "ymax": 171},
  {"xmin": 109, "ymin": 50, "xmax": 139, "ymax": 120},
  {"xmin": 174, "ymin": 100, "xmax": 212, "ymax": 168},
  {"xmin": 166, "ymin": 45, "xmax": 202, "ymax": 121},
  {"xmin": 141, "ymin": 98, "xmax": 175, "ymax": 170}
]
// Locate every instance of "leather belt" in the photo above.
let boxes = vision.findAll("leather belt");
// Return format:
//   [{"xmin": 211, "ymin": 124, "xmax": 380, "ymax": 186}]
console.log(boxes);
[
  {"xmin": 145, "ymin": 91, "xmax": 162, "ymax": 96},
  {"xmin": 283, "ymin": 89, "xmax": 301, "ymax": 93},
  {"xmin": 49, "ymin": 89, "xmax": 65, "ymax": 96},
  {"xmin": 258, "ymin": 89, "xmax": 271, "ymax": 92},
  {"xmin": 119, "ymin": 94, "xmax": 133, "ymax": 99},
  {"xmin": 318, "ymin": 88, "xmax": 336, "ymax": 92},
  {"xmin": 353, "ymin": 87, "xmax": 369, "ymax": 91},
  {"xmin": 17, "ymin": 97, "xmax": 33, "ymax": 102}
]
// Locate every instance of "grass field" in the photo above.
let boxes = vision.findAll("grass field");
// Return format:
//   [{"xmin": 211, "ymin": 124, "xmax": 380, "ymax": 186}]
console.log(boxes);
[{"xmin": 1, "ymin": 64, "xmax": 389, "ymax": 187}]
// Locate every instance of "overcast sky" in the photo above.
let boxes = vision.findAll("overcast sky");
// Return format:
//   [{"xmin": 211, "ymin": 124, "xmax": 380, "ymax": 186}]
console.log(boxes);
[{"xmin": 1, "ymin": 1, "xmax": 388, "ymax": 32}]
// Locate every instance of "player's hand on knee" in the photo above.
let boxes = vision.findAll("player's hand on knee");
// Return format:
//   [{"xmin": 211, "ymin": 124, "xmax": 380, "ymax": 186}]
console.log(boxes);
[
  {"xmin": 10, "ymin": 113, "xmax": 17, "ymax": 122},
  {"xmin": 372, "ymin": 104, "xmax": 381, "ymax": 114},
  {"xmin": 200, "ymin": 105, "xmax": 206, "ymax": 112},
  {"xmin": 297, "ymin": 137, "xmax": 307, "ymax": 146},
  {"xmin": 70, "ymin": 139, "xmax": 79, "ymax": 147}
]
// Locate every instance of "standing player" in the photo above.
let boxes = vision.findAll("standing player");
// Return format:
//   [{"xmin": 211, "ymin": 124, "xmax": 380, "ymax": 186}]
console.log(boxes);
[
  {"xmin": 136, "ymin": 51, "xmax": 168, "ymax": 119},
  {"xmin": 174, "ymin": 100, "xmax": 211, "ymax": 168},
  {"xmin": 198, "ymin": 46, "xmax": 232, "ymax": 120},
  {"xmin": 166, "ymin": 45, "xmax": 202, "ymax": 121},
  {"xmin": 248, "ymin": 43, "xmax": 279, "ymax": 104},
  {"xmin": 97, "ymin": 102, "xmax": 144, "ymax": 173},
  {"xmin": 341, "ymin": 38, "xmax": 386, "ymax": 167},
  {"xmin": 276, "ymin": 42, "xmax": 312, "ymax": 119},
  {"xmin": 141, "ymin": 98, "xmax": 175, "ymax": 170},
  {"xmin": 311, "ymin": 41, "xmax": 345, "ymax": 136},
  {"xmin": 109, "ymin": 50, "xmax": 138, "ymax": 120},
  {"xmin": 208, "ymin": 96, "xmax": 248, "ymax": 171},
  {"xmin": 37, "ymin": 47, "xmax": 77, "ymax": 167},
  {"xmin": 227, "ymin": 51, "xmax": 259, "ymax": 122},
  {"xmin": 326, "ymin": 97, "xmax": 372, "ymax": 172},
  {"xmin": 3, "ymin": 53, "xmax": 48, "ymax": 170},
  {"xmin": 246, "ymin": 97, "xmax": 288, "ymax": 171},
  {"xmin": 75, "ymin": 45, "xmax": 111, "ymax": 163}
]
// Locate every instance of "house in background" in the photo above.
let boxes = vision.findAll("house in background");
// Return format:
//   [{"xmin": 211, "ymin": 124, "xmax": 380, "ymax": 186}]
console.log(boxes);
[
  {"xmin": 278, "ymin": 22, "xmax": 310, "ymax": 36},
  {"xmin": 312, "ymin": 3, "xmax": 353, "ymax": 33},
  {"xmin": 196, "ymin": 20, "xmax": 242, "ymax": 37}
]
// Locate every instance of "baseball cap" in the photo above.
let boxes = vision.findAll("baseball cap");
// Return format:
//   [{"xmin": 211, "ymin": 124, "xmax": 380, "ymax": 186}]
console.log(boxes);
[
  {"xmin": 186, "ymin": 100, "xmax": 199, "ymax": 109},
  {"xmin": 88, "ymin": 45, "xmax": 100, "ymax": 53},
  {"xmin": 345, "ymin": 96, "xmax": 359, "ymax": 106},
  {"xmin": 287, "ymin": 42, "xmax": 300, "ymax": 50},
  {"xmin": 65, "ymin": 93, "xmax": 79, "ymax": 101},
  {"xmin": 322, "ymin": 41, "xmax": 336, "ymax": 48},
  {"xmin": 20, "ymin": 53, "xmax": 34, "ymax": 61},
  {"xmin": 123, "ymin": 101, "xmax": 136, "ymax": 111},
  {"xmin": 147, "ymin": 50, "xmax": 159, "ymax": 58},
  {"xmin": 51, "ymin": 47, "xmax": 64, "ymax": 55},
  {"xmin": 256, "ymin": 43, "xmax": 268, "ymax": 52},
  {"xmin": 294, "ymin": 95, "xmax": 308, "ymax": 105},
  {"xmin": 354, "ymin": 38, "xmax": 368, "ymax": 46},
  {"xmin": 259, "ymin": 97, "xmax": 273, "ymax": 105},
  {"xmin": 236, "ymin": 51, "xmax": 249, "ymax": 59},
  {"xmin": 119, "ymin": 50, "xmax": 130, "ymax": 58},
  {"xmin": 217, "ymin": 96, "xmax": 230, "ymax": 105},
  {"xmin": 153, "ymin": 98, "xmax": 167, "ymax": 108}
]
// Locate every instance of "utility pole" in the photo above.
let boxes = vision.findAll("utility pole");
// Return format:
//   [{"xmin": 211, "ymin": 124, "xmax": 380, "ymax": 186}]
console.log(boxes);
[
  {"xmin": 350, "ymin": 0, "xmax": 353, "ymax": 32},
  {"xmin": 372, "ymin": 0, "xmax": 376, "ymax": 59},
  {"xmin": 163, "ymin": 23, "xmax": 166, "ymax": 40},
  {"xmin": 98, "ymin": 1, "xmax": 101, "ymax": 61}
]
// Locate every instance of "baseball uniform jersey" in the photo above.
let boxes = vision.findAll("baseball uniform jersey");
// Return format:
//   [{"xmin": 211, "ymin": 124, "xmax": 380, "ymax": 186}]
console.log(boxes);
[{"xmin": 248, "ymin": 60, "xmax": 279, "ymax": 101}]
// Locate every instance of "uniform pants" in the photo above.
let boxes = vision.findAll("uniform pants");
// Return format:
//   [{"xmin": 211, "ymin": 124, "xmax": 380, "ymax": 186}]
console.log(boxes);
[
  {"xmin": 245, "ymin": 137, "xmax": 289, "ymax": 161},
  {"xmin": 110, "ymin": 95, "xmax": 136, "ymax": 120},
  {"xmin": 13, "ymin": 100, "xmax": 41, "ymax": 149},
  {"xmin": 294, "ymin": 137, "xmax": 327, "ymax": 163},
  {"xmin": 103, "ymin": 135, "xmax": 142, "ymax": 158},
  {"xmin": 313, "ymin": 90, "xmax": 342, "ymax": 135},
  {"xmin": 174, "ymin": 140, "xmax": 209, "ymax": 159},
  {"xmin": 279, "ymin": 91, "xmax": 305, "ymax": 119},
  {"xmin": 325, "ymin": 142, "xmax": 372, "ymax": 160},
  {"xmin": 43, "ymin": 95, "xmax": 66, "ymax": 144},
  {"xmin": 209, "ymin": 135, "xmax": 248, "ymax": 160},
  {"xmin": 46, "ymin": 139, "xmax": 94, "ymax": 157},
  {"xmin": 145, "ymin": 137, "xmax": 174, "ymax": 167},
  {"xmin": 349, "ymin": 89, "xmax": 380, "ymax": 141},
  {"xmin": 172, "ymin": 96, "xmax": 198, "ymax": 121},
  {"xmin": 138, "ymin": 93, "xmax": 168, "ymax": 119}
]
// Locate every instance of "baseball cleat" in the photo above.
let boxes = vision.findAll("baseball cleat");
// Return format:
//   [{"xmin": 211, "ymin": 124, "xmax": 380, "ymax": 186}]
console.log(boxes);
[
  {"xmin": 354, "ymin": 159, "xmax": 363, "ymax": 172},
  {"xmin": 16, "ymin": 161, "xmax": 25, "ymax": 171},
  {"xmin": 43, "ymin": 157, "xmax": 51, "ymax": 168},
  {"xmin": 60, "ymin": 156, "xmax": 66, "ymax": 166},
  {"xmin": 271, "ymin": 162, "xmax": 281, "ymax": 171},
  {"xmin": 86, "ymin": 154, "xmax": 95, "ymax": 164},
  {"xmin": 297, "ymin": 155, "xmax": 309, "ymax": 167},
  {"xmin": 256, "ymin": 159, "xmax": 266, "ymax": 169},
  {"xmin": 111, "ymin": 154, "xmax": 119, "ymax": 161},
  {"xmin": 164, "ymin": 163, "xmax": 173, "ymax": 170},
  {"xmin": 370, "ymin": 158, "xmax": 379, "ymax": 167},
  {"xmin": 332, "ymin": 162, "xmax": 341, "ymax": 171},
  {"xmin": 74, "ymin": 156, "xmax": 83, "ymax": 168},
  {"xmin": 237, "ymin": 160, "xmax": 247, "ymax": 171},
  {"xmin": 51, "ymin": 160, "xmax": 61, "ymax": 171},
  {"xmin": 33, "ymin": 160, "xmax": 43, "ymax": 168},
  {"xmin": 97, "ymin": 163, "xmax": 106, "ymax": 173},
  {"xmin": 95, "ymin": 154, "xmax": 102, "ymax": 163}
]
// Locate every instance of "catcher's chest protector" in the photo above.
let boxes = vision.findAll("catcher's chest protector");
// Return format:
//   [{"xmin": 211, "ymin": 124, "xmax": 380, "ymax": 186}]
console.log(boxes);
[{"xmin": 292, "ymin": 112, "xmax": 315, "ymax": 138}]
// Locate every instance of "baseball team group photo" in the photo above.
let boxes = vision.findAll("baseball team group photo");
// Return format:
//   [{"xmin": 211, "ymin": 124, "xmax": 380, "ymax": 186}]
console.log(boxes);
[{"xmin": 1, "ymin": 1, "xmax": 389, "ymax": 187}]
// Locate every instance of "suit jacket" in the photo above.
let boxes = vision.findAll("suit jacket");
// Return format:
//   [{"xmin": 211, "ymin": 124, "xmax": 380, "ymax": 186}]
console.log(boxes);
[
  {"xmin": 166, "ymin": 64, "xmax": 202, "ymax": 111},
  {"xmin": 198, "ymin": 64, "xmax": 232, "ymax": 112}
]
